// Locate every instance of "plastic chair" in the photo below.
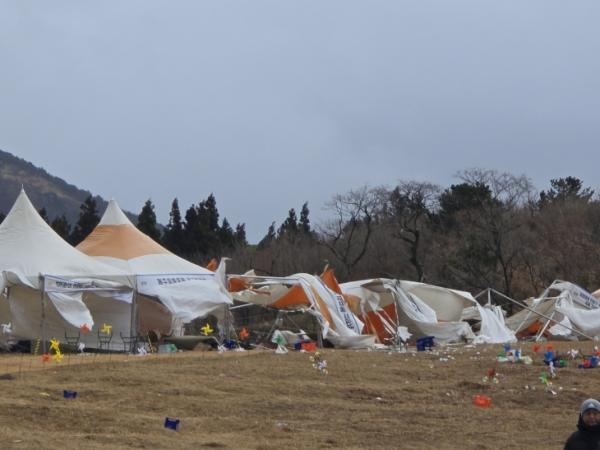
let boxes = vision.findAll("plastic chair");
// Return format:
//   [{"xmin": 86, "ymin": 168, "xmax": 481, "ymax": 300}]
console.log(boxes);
[
  {"xmin": 64, "ymin": 331, "xmax": 80, "ymax": 352},
  {"xmin": 120, "ymin": 332, "xmax": 140, "ymax": 353},
  {"xmin": 97, "ymin": 329, "xmax": 113, "ymax": 351}
]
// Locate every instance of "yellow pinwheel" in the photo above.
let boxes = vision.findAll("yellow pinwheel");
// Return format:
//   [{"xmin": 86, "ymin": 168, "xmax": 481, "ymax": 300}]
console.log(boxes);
[
  {"xmin": 201, "ymin": 324, "xmax": 213, "ymax": 336},
  {"xmin": 101, "ymin": 323, "xmax": 112, "ymax": 335},
  {"xmin": 53, "ymin": 351, "xmax": 64, "ymax": 363},
  {"xmin": 49, "ymin": 338, "xmax": 60, "ymax": 352}
]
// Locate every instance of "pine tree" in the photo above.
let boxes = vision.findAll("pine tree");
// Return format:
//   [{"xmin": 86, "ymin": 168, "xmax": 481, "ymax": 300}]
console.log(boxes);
[
  {"xmin": 218, "ymin": 218, "xmax": 235, "ymax": 250},
  {"xmin": 38, "ymin": 207, "xmax": 49, "ymax": 224},
  {"xmin": 278, "ymin": 208, "xmax": 298, "ymax": 237},
  {"xmin": 183, "ymin": 205, "xmax": 201, "ymax": 256},
  {"xmin": 198, "ymin": 194, "xmax": 220, "ymax": 233},
  {"xmin": 196, "ymin": 194, "xmax": 221, "ymax": 257},
  {"xmin": 299, "ymin": 202, "xmax": 311, "ymax": 234},
  {"xmin": 539, "ymin": 176, "xmax": 594, "ymax": 207},
  {"xmin": 234, "ymin": 223, "xmax": 248, "ymax": 247},
  {"xmin": 51, "ymin": 214, "xmax": 71, "ymax": 241},
  {"xmin": 137, "ymin": 199, "xmax": 162, "ymax": 242},
  {"xmin": 258, "ymin": 222, "xmax": 276, "ymax": 249},
  {"xmin": 70, "ymin": 195, "xmax": 100, "ymax": 245},
  {"xmin": 163, "ymin": 198, "xmax": 184, "ymax": 255}
]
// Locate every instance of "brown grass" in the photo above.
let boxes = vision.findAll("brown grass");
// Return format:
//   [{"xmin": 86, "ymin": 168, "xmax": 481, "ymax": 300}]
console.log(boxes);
[{"xmin": 0, "ymin": 341, "xmax": 596, "ymax": 449}]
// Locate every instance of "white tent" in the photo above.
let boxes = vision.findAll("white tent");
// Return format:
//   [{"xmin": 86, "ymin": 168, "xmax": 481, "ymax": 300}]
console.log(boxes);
[
  {"xmin": 505, "ymin": 280, "xmax": 600, "ymax": 340},
  {"xmin": 341, "ymin": 279, "xmax": 515, "ymax": 344},
  {"xmin": 0, "ymin": 190, "xmax": 135, "ymax": 349},
  {"xmin": 76, "ymin": 199, "xmax": 232, "ymax": 337}
]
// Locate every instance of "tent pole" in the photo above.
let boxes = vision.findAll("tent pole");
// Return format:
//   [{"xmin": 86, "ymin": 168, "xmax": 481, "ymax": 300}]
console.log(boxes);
[
  {"xmin": 394, "ymin": 294, "xmax": 402, "ymax": 346},
  {"xmin": 130, "ymin": 286, "xmax": 137, "ymax": 353},
  {"xmin": 316, "ymin": 320, "xmax": 323, "ymax": 349},
  {"xmin": 513, "ymin": 285, "xmax": 554, "ymax": 334},
  {"xmin": 473, "ymin": 289, "xmax": 488, "ymax": 301},
  {"xmin": 535, "ymin": 311, "xmax": 555, "ymax": 342},
  {"xmin": 224, "ymin": 303, "xmax": 231, "ymax": 342},
  {"xmin": 40, "ymin": 275, "xmax": 47, "ymax": 354},
  {"xmin": 264, "ymin": 310, "xmax": 283, "ymax": 344}
]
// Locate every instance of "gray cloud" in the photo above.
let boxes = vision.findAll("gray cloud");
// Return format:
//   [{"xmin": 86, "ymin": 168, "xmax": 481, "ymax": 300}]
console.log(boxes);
[{"xmin": 1, "ymin": 1, "xmax": 599, "ymax": 242}]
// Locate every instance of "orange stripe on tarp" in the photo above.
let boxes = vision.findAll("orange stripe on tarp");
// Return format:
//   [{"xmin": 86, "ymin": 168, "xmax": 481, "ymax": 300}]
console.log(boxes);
[
  {"xmin": 312, "ymin": 288, "xmax": 336, "ymax": 332},
  {"xmin": 77, "ymin": 224, "xmax": 170, "ymax": 260},
  {"xmin": 361, "ymin": 303, "xmax": 397, "ymax": 342},
  {"xmin": 270, "ymin": 284, "xmax": 337, "ymax": 332},
  {"xmin": 320, "ymin": 268, "xmax": 361, "ymax": 316},
  {"xmin": 228, "ymin": 277, "xmax": 250, "ymax": 292},
  {"xmin": 320, "ymin": 268, "xmax": 342, "ymax": 294},
  {"xmin": 271, "ymin": 284, "xmax": 311, "ymax": 309}
]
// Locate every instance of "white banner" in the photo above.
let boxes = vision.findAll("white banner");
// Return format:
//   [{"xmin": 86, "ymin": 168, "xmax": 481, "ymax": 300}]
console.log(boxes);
[
  {"xmin": 554, "ymin": 281, "xmax": 600, "ymax": 309},
  {"xmin": 43, "ymin": 275, "xmax": 123, "ymax": 292},
  {"xmin": 332, "ymin": 292, "xmax": 362, "ymax": 334},
  {"xmin": 43, "ymin": 275, "xmax": 133, "ymax": 303},
  {"xmin": 312, "ymin": 277, "xmax": 362, "ymax": 334},
  {"xmin": 136, "ymin": 273, "xmax": 214, "ymax": 294}
]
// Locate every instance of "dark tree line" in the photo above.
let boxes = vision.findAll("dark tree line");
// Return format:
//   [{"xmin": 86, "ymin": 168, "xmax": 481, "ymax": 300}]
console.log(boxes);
[
  {"xmin": 2, "ymin": 169, "xmax": 599, "ymax": 301},
  {"xmin": 229, "ymin": 170, "xmax": 600, "ymax": 302},
  {"xmin": 38, "ymin": 194, "xmax": 248, "ymax": 266}
]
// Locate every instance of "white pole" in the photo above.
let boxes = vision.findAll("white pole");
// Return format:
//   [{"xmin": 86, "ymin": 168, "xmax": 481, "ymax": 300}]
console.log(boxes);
[
  {"xmin": 40, "ymin": 275, "xmax": 47, "ymax": 353},
  {"xmin": 129, "ymin": 288, "xmax": 137, "ymax": 353}
]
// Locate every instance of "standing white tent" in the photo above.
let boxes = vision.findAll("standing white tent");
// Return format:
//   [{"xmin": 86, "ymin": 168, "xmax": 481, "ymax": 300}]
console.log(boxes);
[
  {"xmin": 0, "ymin": 189, "xmax": 135, "ymax": 349},
  {"xmin": 76, "ymin": 199, "xmax": 232, "ymax": 338}
]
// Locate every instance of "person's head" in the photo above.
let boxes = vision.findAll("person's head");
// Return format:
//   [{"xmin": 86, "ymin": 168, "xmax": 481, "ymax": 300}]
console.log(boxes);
[{"xmin": 580, "ymin": 399, "xmax": 600, "ymax": 427}]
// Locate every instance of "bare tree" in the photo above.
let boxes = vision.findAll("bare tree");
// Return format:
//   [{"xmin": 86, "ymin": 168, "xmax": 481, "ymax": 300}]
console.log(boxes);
[
  {"xmin": 318, "ymin": 186, "xmax": 386, "ymax": 279},
  {"xmin": 387, "ymin": 181, "xmax": 441, "ymax": 281}
]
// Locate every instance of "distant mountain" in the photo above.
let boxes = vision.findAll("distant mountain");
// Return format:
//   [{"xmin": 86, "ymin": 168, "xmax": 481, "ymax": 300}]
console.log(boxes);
[{"xmin": 0, "ymin": 149, "xmax": 137, "ymax": 225}]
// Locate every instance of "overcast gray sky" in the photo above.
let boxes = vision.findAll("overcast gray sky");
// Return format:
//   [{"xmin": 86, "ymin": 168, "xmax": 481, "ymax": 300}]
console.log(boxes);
[{"xmin": 1, "ymin": 1, "xmax": 599, "ymax": 243}]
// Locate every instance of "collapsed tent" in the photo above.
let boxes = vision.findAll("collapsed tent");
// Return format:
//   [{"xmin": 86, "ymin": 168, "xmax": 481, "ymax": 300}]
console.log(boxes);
[
  {"xmin": 339, "ymin": 278, "xmax": 515, "ymax": 344},
  {"xmin": 506, "ymin": 280, "xmax": 600, "ymax": 340},
  {"xmin": 229, "ymin": 272, "xmax": 375, "ymax": 348},
  {"xmin": 76, "ymin": 199, "xmax": 232, "ymax": 337},
  {"xmin": 0, "ymin": 190, "xmax": 135, "ymax": 349}
]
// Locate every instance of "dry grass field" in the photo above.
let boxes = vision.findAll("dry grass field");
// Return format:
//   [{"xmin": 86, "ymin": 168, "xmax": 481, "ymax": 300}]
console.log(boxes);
[{"xmin": 0, "ymin": 341, "xmax": 598, "ymax": 450}]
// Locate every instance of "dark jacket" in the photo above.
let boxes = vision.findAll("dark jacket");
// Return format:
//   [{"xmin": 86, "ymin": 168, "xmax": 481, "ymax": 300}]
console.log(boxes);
[{"xmin": 564, "ymin": 416, "xmax": 600, "ymax": 450}]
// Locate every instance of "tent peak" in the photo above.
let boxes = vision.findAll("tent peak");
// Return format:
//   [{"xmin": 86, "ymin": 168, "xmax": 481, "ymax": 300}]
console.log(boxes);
[{"xmin": 98, "ymin": 199, "xmax": 133, "ymax": 226}]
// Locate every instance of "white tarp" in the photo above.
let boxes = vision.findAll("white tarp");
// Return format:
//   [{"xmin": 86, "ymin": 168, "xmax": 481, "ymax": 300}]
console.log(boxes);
[
  {"xmin": 505, "ymin": 281, "xmax": 600, "ymax": 340},
  {"xmin": 555, "ymin": 295, "xmax": 600, "ymax": 336},
  {"xmin": 552, "ymin": 281, "xmax": 600, "ymax": 309},
  {"xmin": 341, "ymin": 279, "xmax": 515, "ymax": 344},
  {"xmin": 294, "ymin": 274, "xmax": 370, "ymax": 348},
  {"xmin": 42, "ymin": 275, "xmax": 133, "ymax": 330},
  {"xmin": 230, "ymin": 273, "xmax": 374, "ymax": 349},
  {"xmin": 474, "ymin": 305, "xmax": 517, "ymax": 344},
  {"xmin": 136, "ymin": 272, "xmax": 232, "ymax": 323}
]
